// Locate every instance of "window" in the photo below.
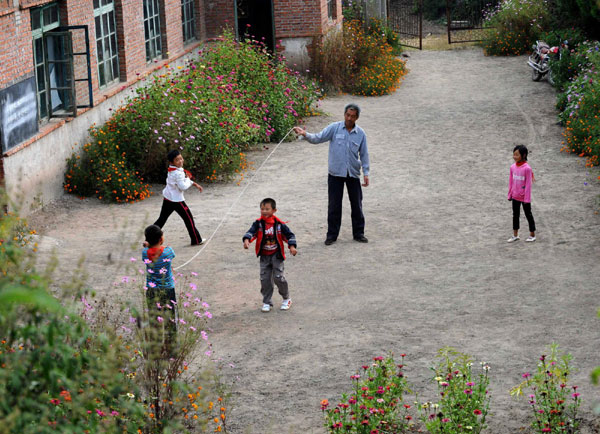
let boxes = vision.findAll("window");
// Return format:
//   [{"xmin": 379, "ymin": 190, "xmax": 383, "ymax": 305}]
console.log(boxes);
[
  {"xmin": 31, "ymin": 2, "xmax": 61, "ymax": 120},
  {"xmin": 143, "ymin": 0, "xmax": 162, "ymax": 61},
  {"xmin": 93, "ymin": 0, "xmax": 120, "ymax": 88},
  {"xmin": 327, "ymin": 0, "xmax": 335, "ymax": 20},
  {"xmin": 181, "ymin": 0, "xmax": 196, "ymax": 43}
]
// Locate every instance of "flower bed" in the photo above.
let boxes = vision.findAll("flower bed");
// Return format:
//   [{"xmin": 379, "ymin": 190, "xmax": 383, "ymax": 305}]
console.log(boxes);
[
  {"xmin": 65, "ymin": 31, "xmax": 320, "ymax": 203},
  {"xmin": 312, "ymin": 19, "xmax": 408, "ymax": 96}
]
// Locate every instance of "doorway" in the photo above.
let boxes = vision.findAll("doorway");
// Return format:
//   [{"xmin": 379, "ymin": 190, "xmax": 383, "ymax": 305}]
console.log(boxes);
[{"xmin": 236, "ymin": 0, "xmax": 275, "ymax": 52}]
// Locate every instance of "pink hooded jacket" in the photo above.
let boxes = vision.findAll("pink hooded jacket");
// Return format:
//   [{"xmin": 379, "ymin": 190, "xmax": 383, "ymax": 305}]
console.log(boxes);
[{"xmin": 508, "ymin": 162, "xmax": 533, "ymax": 203}]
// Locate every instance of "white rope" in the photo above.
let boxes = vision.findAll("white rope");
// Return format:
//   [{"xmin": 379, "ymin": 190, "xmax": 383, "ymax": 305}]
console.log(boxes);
[{"xmin": 174, "ymin": 127, "xmax": 296, "ymax": 270}]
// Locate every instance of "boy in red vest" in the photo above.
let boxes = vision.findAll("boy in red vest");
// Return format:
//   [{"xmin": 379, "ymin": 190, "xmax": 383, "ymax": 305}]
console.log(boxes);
[{"xmin": 243, "ymin": 198, "xmax": 297, "ymax": 312}]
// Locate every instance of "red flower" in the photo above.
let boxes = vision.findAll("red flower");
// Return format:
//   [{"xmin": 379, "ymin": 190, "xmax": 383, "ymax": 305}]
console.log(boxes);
[{"xmin": 473, "ymin": 409, "xmax": 482, "ymax": 415}]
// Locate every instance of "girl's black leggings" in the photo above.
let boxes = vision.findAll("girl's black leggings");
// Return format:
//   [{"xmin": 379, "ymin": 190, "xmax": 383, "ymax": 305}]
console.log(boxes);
[{"xmin": 512, "ymin": 199, "xmax": 536, "ymax": 232}]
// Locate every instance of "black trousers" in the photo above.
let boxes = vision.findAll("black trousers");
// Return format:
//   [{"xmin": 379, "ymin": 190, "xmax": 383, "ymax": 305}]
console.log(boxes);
[
  {"xmin": 327, "ymin": 174, "xmax": 365, "ymax": 240},
  {"xmin": 512, "ymin": 199, "xmax": 536, "ymax": 232},
  {"xmin": 154, "ymin": 198, "xmax": 202, "ymax": 245}
]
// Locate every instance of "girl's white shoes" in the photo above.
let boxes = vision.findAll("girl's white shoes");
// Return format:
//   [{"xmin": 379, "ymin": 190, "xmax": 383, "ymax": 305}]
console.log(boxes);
[{"xmin": 507, "ymin": 235, "xmax": 536, "ymax": 243}]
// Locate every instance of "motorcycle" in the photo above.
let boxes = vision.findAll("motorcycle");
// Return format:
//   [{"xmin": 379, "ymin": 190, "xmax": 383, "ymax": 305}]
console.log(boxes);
[{"xmin": 527, "ymin": 40, "xmax": 565, "ymax": 84}]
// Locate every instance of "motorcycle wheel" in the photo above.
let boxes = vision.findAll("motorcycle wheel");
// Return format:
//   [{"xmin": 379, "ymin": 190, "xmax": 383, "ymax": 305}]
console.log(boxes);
[{"xmin": 532, "ymin": 68, "xmax": 542, "ymax": 82}]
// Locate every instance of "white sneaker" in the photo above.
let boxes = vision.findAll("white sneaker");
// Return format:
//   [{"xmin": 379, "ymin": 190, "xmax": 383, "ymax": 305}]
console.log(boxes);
[
  {"xmin": 280, "ymin": 299, "xmax": 292, "ymax": 310},
  {"xmin": 525, "ymin": 236, "xmax": 536, "ymax": 242},
  {"xmin": 507, "ymin": 235, "xmax": 520, "ymax": 243},
  {"xmin": 261, "ymin": 303, "xmax": 271, "ymax": 312}
]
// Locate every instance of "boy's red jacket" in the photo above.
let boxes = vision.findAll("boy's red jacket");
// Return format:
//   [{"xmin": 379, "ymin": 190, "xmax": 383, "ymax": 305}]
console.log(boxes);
[{"xmin": 242, "ymin": 216, "xmax": 297, "ymax": 259}]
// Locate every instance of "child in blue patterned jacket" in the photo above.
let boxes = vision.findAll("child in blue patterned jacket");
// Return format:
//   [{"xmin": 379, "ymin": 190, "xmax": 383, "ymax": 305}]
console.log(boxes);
[{"xmin": 243, "ymin": 198, "xmax": 297, "ymax": 313}]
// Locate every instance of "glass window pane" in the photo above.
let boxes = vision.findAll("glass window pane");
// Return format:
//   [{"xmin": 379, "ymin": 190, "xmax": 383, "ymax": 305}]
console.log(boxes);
[
  {"xmin": 35, "ymin": 38, "xmax": 44, "ymax": 64},
  {"xmin": 102, "ymin": 14, "xmax": 109, "ymax": 34},
  {"xmin": 112, "ymin": 57, "xmax": 119, "ymax": 80},
  {"xmin": 110, "ymin": 34, "xmax": 117, "ymax": 55},
  {"xmin": 109, "ymin": 11, "xmax": 115, "ymax": 33},
  {"xmin": 96, "ymin": 40, "xmax": 104, "ymax": 62},
  {"xmin": 31, "ymin": 9, "xmax": 41, "ymax": 30},
  {"xmin": 50, "ymin": 4, "xmax": 58, "ymax": 24},
  {"xmin": 98, "ymin": 60, "xmax": 106, "ymax": 86},
  {"xmin": 94, "ymin": 0, "xmax": 100, "ymax": 9},
  {"xmin": 95, "ymin": 16, "xmax": 101, "ymax": 35},
  {"xmin": 39, "ymin": 92, "xmax": 48, "ymax": 118},
  {"xmin": 37, "ymin": 65, "xmax": 46, "ymax": 90},
  {"xmin": 43, "ymin": 7, "xmax": 52, "ymax": 26}
]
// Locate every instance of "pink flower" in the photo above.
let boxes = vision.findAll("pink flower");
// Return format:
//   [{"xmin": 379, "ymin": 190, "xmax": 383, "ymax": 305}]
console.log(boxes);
[
  {"xmin": 148, "ymin": 282, "xmax": 156, "ymax": 288},
  {"xmin": 111, "ymin": 411, "xmax": 119, "ymax": 416},
  {"xmin": 522, "ymin": 372, "xmax": 531, "ymax": 378},
  {"xmin": 157, "ymin": 316, "xmax": 164, "ymax": 323},
  {"xmin": 130, "ymin": 257, "xmax": 137, "ymax": 262},
  {"xmin": 96, "ymin": 409, "xmax": 105, "ymax": 417},
  {"xmin": 204, "ymin": 311, "xmax": 212, "ymax": 319}
]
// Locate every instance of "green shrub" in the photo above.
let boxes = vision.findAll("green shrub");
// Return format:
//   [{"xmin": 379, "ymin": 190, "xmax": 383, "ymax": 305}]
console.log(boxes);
[
  {"xmin": 354, "ymin": 55, "xmax": 408, "ymax": 96},
  {"xmin": 312, "ymin": 19, "xmax": 408, "ymax": 95},
  {"xmin": 511, "ymin": 344, "xmax": 581, "ymax": 433},
  {"xmin": 321, "ymin": 354, "xmax": 413, "ymax": 432},
  {"xmin": 482, "ymin": 0, "xmax": 551, "ymax": 55},
  {"xmin": 0, "ymin": 202, "xmax": 147, "ymax": 433},
  {"xmin": 65, "ymin": 30, "xmax": 320, "ymax": 202},
  {"xmin": 419, "ymin": 348, "xmax": 491, "ymax": 434},
  {"xmin": 557, "ymin": 40, "xmax": 600, "ymax": 170}
]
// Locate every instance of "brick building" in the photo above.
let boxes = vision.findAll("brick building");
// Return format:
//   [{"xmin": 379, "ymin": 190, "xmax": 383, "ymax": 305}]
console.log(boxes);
[{"xmin": 0, "ymin": 0, "xmax": 341, "ymax": 214}]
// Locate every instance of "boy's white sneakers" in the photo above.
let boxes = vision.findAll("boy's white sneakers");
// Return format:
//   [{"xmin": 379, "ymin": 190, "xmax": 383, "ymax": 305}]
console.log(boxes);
[
  {"xmin": 507, "ymin": 235, "xmax": 520, "ymax": 243},
  {"xmin": 280, "ymin": 299, "xmax": 292, "ymax": 310},
  {"xmin": 525, "ymin": 236, "xmax": 536, "ymax": 242},
  {"xmin": 261, "ymin": 303, "xmax": 271, "ymax": 312}
]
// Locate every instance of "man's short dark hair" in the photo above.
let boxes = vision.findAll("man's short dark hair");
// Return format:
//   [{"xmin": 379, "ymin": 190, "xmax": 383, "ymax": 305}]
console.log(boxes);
[
  {"xmin": 344, "ymin": 103, "xmax": 361, "ymax": 118},
  {"xmin": 167, "ymin": 149, "xmax": 181, "ymax": 163},
  {"xmin": 145, "ymin": 224, "xmax": 163, "ymax": 246},
  {"xmin": 260, "ymin": 198, "xmax": 276, "ymax": 209}
]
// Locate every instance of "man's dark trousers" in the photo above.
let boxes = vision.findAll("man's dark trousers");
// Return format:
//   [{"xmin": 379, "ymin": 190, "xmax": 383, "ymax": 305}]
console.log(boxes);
[{"xmin": 327, "ymin": 174, "xmax": 365, "ymax": 241}]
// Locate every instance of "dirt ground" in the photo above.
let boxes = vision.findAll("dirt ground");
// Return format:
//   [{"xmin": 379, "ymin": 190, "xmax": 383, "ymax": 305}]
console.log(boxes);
[{"xmin": 29, "ymin": 48, "xmax": 600, "ymax": 433}]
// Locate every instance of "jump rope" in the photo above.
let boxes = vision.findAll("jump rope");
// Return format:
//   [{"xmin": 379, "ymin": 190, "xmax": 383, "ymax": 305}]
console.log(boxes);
[{"xmin": 173, "ymin": 127, "xmax": 296, "ymax": 271}]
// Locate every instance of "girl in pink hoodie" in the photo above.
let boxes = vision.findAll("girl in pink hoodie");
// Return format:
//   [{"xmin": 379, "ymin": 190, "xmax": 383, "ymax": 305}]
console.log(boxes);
[{"xmin": 507, "ymin": 145, "xmax": 536, "ymax": 242}]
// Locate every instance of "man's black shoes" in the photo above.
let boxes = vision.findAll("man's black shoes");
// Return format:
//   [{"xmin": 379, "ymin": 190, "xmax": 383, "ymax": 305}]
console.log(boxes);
[
  {"xmin": 324, "ymin": 239, "xmax": 336, "ymax": 246},
  {"xmin": 353, "ymin": 236, "xmax": 369, "ymax": 243}
]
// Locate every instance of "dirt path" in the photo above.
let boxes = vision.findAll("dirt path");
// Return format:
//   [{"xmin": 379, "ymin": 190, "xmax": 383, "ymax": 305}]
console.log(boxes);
[{"xmin": 29, "ymin": 48, "xmax": 600, "ymax": 433}]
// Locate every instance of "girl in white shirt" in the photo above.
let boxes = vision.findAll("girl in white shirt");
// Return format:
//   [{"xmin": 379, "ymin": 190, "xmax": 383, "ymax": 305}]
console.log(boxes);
[{"xmin": 153, "ymin": 149, "xmax": 204, "ymax": 246}]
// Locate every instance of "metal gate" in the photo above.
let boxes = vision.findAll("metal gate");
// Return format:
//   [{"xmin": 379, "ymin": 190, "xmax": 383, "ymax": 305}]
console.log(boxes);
[
  {"xmin": 388, "ymin": 0, "xmax": 423, "ymax": 50},
  {"xmin": 446, "ymin": 0, "xmax": 499, "ymax": 44}
]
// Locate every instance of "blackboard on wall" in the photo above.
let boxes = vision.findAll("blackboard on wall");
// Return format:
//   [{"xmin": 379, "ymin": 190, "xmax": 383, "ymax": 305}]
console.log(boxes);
[{"xmin": 0, "ymin": 77, "xmax": 39, "ymax": 154}]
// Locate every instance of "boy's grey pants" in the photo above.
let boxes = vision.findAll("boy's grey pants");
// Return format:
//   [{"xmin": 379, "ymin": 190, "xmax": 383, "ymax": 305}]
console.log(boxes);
[{"xmin": 259, "ymin": 255, "xmax": 289, "ymax": 304}]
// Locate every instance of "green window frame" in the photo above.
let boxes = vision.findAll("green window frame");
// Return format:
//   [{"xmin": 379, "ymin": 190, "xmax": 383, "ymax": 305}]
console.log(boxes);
[
  {"xmin": 181, "ymin": 0, "xmax": 196, "ymax": 43},
  {"xmin": 143, "ymin": 0, "xmax": 162, "ymax": 62},
  {"xmin": 31, "ymin": 2, "xmax": 61, "ymax": 120},
  {"xmin": 93, "ymin": 0, "xmax": 120, "ymax": 88}
]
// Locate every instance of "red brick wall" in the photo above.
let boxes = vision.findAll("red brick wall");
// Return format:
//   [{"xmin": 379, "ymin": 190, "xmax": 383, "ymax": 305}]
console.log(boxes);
[
  {"xmin": 0, "ymin": 9, "xmax": 33, "ymax": 89},
  {"xmin": 161, "ymin": 0, "xmax": 183, "ymax": 55},
  {"xmin": 115, "ymin": 0, "xmax": 145, "ymax": 82},
  {"xmin": 274, "ymin": 0, "xmax": 322, "ymax": 38},
  {"xmin": 204, "ymin": 0, "xmax": 234, "ymax": 38}
]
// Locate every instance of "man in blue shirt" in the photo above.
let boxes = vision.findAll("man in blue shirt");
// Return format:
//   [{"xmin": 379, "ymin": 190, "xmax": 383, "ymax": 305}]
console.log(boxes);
[{"xmin": 293, "ymin": 103, "xmax": 370, "ymax": 245}]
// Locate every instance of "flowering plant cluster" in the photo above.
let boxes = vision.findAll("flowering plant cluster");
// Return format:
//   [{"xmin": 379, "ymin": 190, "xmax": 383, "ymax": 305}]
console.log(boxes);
[
  {"xmin": 419, "ymin": 347, "xmax": 491, "ymax": 434},
  {"xmin": 482, "ymin": 0, "xmax": 551, "ymax": 55},
  {"xmin": 109, "ymin": 265, "xmax": 230, "ymax": 433},
  {"xmin": 321, "ymin": 354, "xmax": 413, "ymax": 433},
  {"xmin": 510, "ymin": 344, "xmax": 581, "ymax": 433},
  {"xmin": 554, "ymin": 41, "xmax": 600, "ymax": 172},
  {"xmin": 0, "ymin": 204, "xmax": 147, "ymax": 432},
  {"xmin": 65, "ymin": 29, "xmax": 320, "ymax": 202},
  {"xmin": 312, "ymin": 19, "xmax": 407, "ymax": 96}
]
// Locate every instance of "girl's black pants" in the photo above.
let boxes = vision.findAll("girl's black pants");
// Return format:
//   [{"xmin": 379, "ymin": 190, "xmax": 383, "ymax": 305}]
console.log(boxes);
[{"xmin": 512, "ymin": 199, "xmax": 536, "ymax": 232}]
